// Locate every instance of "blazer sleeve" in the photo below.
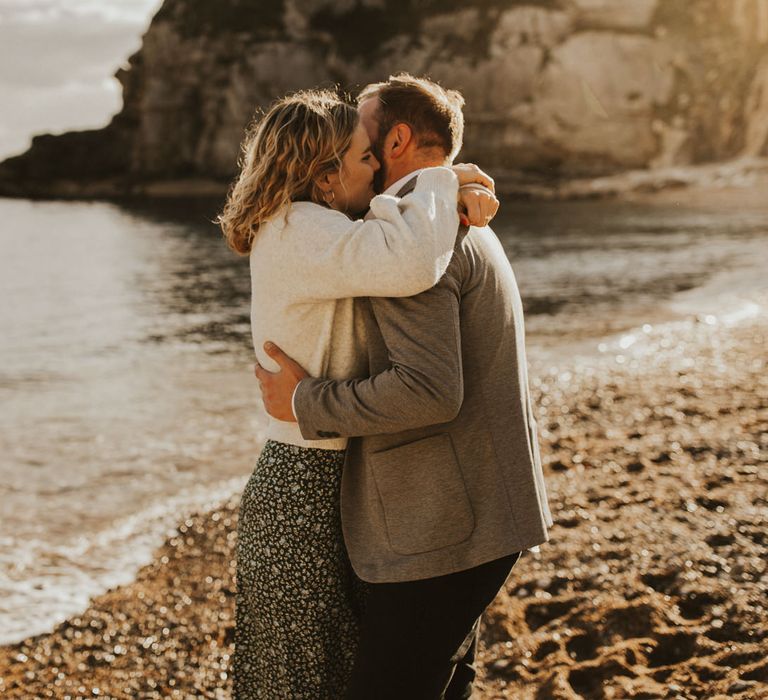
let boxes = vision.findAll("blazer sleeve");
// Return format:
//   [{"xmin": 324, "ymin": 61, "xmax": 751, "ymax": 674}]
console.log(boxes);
[{"xmin": 293, "ymin": 261, "xmax": 465, "ymax": 438}]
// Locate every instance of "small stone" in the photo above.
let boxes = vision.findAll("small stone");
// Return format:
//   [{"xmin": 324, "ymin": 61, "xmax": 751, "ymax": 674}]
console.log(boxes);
[{"xmin": 728, "ymin": 681, "xmax": 754, "ymax": 693}]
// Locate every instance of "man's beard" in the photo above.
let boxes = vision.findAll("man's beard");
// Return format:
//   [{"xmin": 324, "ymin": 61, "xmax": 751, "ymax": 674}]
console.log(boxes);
[
  {"xmin": 373, "ymin": 164, "xmax": 388, "ymax": 195},
  {"xmin": 371, "ymin": 137, "xmax": 388, "ymax": 194}
]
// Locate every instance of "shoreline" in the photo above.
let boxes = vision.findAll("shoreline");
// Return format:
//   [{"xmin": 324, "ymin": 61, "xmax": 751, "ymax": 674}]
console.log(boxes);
[
  {"xmin": 0, "ymin": 475, "xmax": 251, "ymax": 649},
  {"xmin": 1, "ymin": 158, "xmax": 767, "ymax": 208},
  {"xmin": 2, "ymin": 303, "xmax": 766, "ymax": 698}
]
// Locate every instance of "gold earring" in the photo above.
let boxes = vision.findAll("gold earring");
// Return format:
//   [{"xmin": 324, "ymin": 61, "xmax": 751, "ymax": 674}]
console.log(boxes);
[{"xmin": 324, "ymin": 190, "xmax": 336, "ymax": 205}]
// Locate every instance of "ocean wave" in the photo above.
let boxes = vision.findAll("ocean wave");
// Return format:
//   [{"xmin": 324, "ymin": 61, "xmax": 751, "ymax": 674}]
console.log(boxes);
[{"xmin": 0, "ymin": 474, "xmax": 248, "ymax": 646}]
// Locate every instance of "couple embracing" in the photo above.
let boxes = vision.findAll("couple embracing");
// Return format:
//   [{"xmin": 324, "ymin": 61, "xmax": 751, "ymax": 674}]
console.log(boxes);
[{"xmin": 218, "ymin": 74, "xmax": 553, "ymax": 700}]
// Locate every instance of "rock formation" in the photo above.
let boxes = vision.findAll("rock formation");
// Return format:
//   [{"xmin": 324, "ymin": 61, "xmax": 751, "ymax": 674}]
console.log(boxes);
[{"xmin": 2, "ymin": 0, "xmax": 768, "ymax": 197}]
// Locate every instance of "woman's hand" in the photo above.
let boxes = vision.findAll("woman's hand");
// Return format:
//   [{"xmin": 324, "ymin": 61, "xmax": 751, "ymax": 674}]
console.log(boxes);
[
  {"xmin": 451, "ymin": 163, "xmax": 499, "ymax": 227},
  {"xmin": 451, "ymin": 163, "xmax": 495, "ymax": 191},
  {"xmin": 458, "ymin": 184, "xmax": 500, "ymax": 228}
]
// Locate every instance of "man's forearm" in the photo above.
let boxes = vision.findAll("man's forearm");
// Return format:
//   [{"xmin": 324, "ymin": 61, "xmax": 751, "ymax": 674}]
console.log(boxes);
[
  {"xmin": 293, "ymin": 282, "xmax": 464, "ymax": 439},
  {"xmin": 294, "ymin": 367, "xmax": 462, "ymax": 439}
]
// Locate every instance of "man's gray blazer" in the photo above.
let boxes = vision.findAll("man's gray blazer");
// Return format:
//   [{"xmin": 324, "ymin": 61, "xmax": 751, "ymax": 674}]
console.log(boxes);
[{"xmin": 294, "ymin": 178, "xmax": 553, "ymax": 583}]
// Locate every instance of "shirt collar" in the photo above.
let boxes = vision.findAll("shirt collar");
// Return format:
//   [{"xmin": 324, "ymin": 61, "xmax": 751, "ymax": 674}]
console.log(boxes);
[{"xmin": 382, "ymin": 168, "xmax": 425, "ymax": 197}]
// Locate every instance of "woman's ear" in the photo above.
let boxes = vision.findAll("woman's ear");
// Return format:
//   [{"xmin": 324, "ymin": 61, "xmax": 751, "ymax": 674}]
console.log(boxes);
[
  {"xmin": 314, "ymin": 171, "xmax": 332, "ymax": 194},
  {"xmin": 314, "ymin": 172, "xmax": 333, "ymax": 199},
  {"xmin": 314, "ymin": 170, "xmax": 340, "ymax": 205}
]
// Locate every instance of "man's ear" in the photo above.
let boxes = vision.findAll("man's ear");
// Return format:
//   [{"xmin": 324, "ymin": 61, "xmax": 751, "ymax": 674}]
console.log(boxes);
[{"xmin": 388, "ymin": 123, "xmax": 413, "ymax": 160}]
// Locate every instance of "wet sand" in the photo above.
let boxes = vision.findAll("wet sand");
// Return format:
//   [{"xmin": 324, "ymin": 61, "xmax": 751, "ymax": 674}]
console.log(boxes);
[{"xmin": 1, "ymin": 312, "xmax": 766, "ymax": 698}]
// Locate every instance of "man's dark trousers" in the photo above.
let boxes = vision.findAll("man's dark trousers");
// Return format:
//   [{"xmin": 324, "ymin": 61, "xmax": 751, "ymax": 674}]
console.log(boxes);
[{"xmin": 345, "ymin": 551, "xmax": 521, "ymax": 700}]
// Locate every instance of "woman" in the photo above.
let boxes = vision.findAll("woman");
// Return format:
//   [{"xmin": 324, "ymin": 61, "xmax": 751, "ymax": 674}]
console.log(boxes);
[{"xmin": 218, "ymin": 89, "xmax": 497, "ymax": 699}]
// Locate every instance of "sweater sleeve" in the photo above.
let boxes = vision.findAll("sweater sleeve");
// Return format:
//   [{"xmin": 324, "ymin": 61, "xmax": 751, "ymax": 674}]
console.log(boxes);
[{"xmin": 286, "ymin": 166, "xmax": 460, "ymax": 300}]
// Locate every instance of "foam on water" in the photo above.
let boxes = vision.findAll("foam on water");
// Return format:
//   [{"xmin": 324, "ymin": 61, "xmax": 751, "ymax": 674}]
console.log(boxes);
[{"xmin": 0, "ymin": 475, "xmax": 248, "ymax": 645}]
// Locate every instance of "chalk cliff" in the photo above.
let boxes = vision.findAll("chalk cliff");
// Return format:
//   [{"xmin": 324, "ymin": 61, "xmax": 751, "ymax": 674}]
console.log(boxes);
[{"xmin": 2, "ymin": 0, "xmax": 767, "ymax": 197}]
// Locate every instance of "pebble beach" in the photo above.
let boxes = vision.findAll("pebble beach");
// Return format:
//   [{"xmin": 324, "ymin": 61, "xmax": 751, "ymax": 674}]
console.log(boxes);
[{"xmin": 1, "ymin": 293, "xmax": 766, "ymax": 699}]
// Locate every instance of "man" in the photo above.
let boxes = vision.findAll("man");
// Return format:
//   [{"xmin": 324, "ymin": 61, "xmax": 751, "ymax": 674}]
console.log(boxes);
[{"xmin": 255, "ymin": 74, "xmax": 553, "ymax": 699}]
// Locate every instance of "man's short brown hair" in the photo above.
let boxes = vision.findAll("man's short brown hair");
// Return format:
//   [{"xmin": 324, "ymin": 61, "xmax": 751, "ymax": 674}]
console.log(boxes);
[{"xmin": 358, "ymin": 73, "xmax": 465, "ymax": 162}]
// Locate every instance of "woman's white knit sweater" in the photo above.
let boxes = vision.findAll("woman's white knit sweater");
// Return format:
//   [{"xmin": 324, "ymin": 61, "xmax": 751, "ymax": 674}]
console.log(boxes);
[{"xmin": 250, "ymin": 166, "xmax": 460, "ymax": 450}]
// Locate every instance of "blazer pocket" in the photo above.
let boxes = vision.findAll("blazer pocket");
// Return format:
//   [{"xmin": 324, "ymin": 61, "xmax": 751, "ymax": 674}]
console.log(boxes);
[{"xmin": 370, "ymin": 433, "xmax": 475, "ymax": 555}]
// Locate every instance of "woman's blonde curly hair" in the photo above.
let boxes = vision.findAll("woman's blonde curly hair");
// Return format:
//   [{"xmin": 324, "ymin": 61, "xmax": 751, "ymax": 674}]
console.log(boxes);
[{"xmin": 218, "ymin": 89, "xmax": 358, "ymax": 255}]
